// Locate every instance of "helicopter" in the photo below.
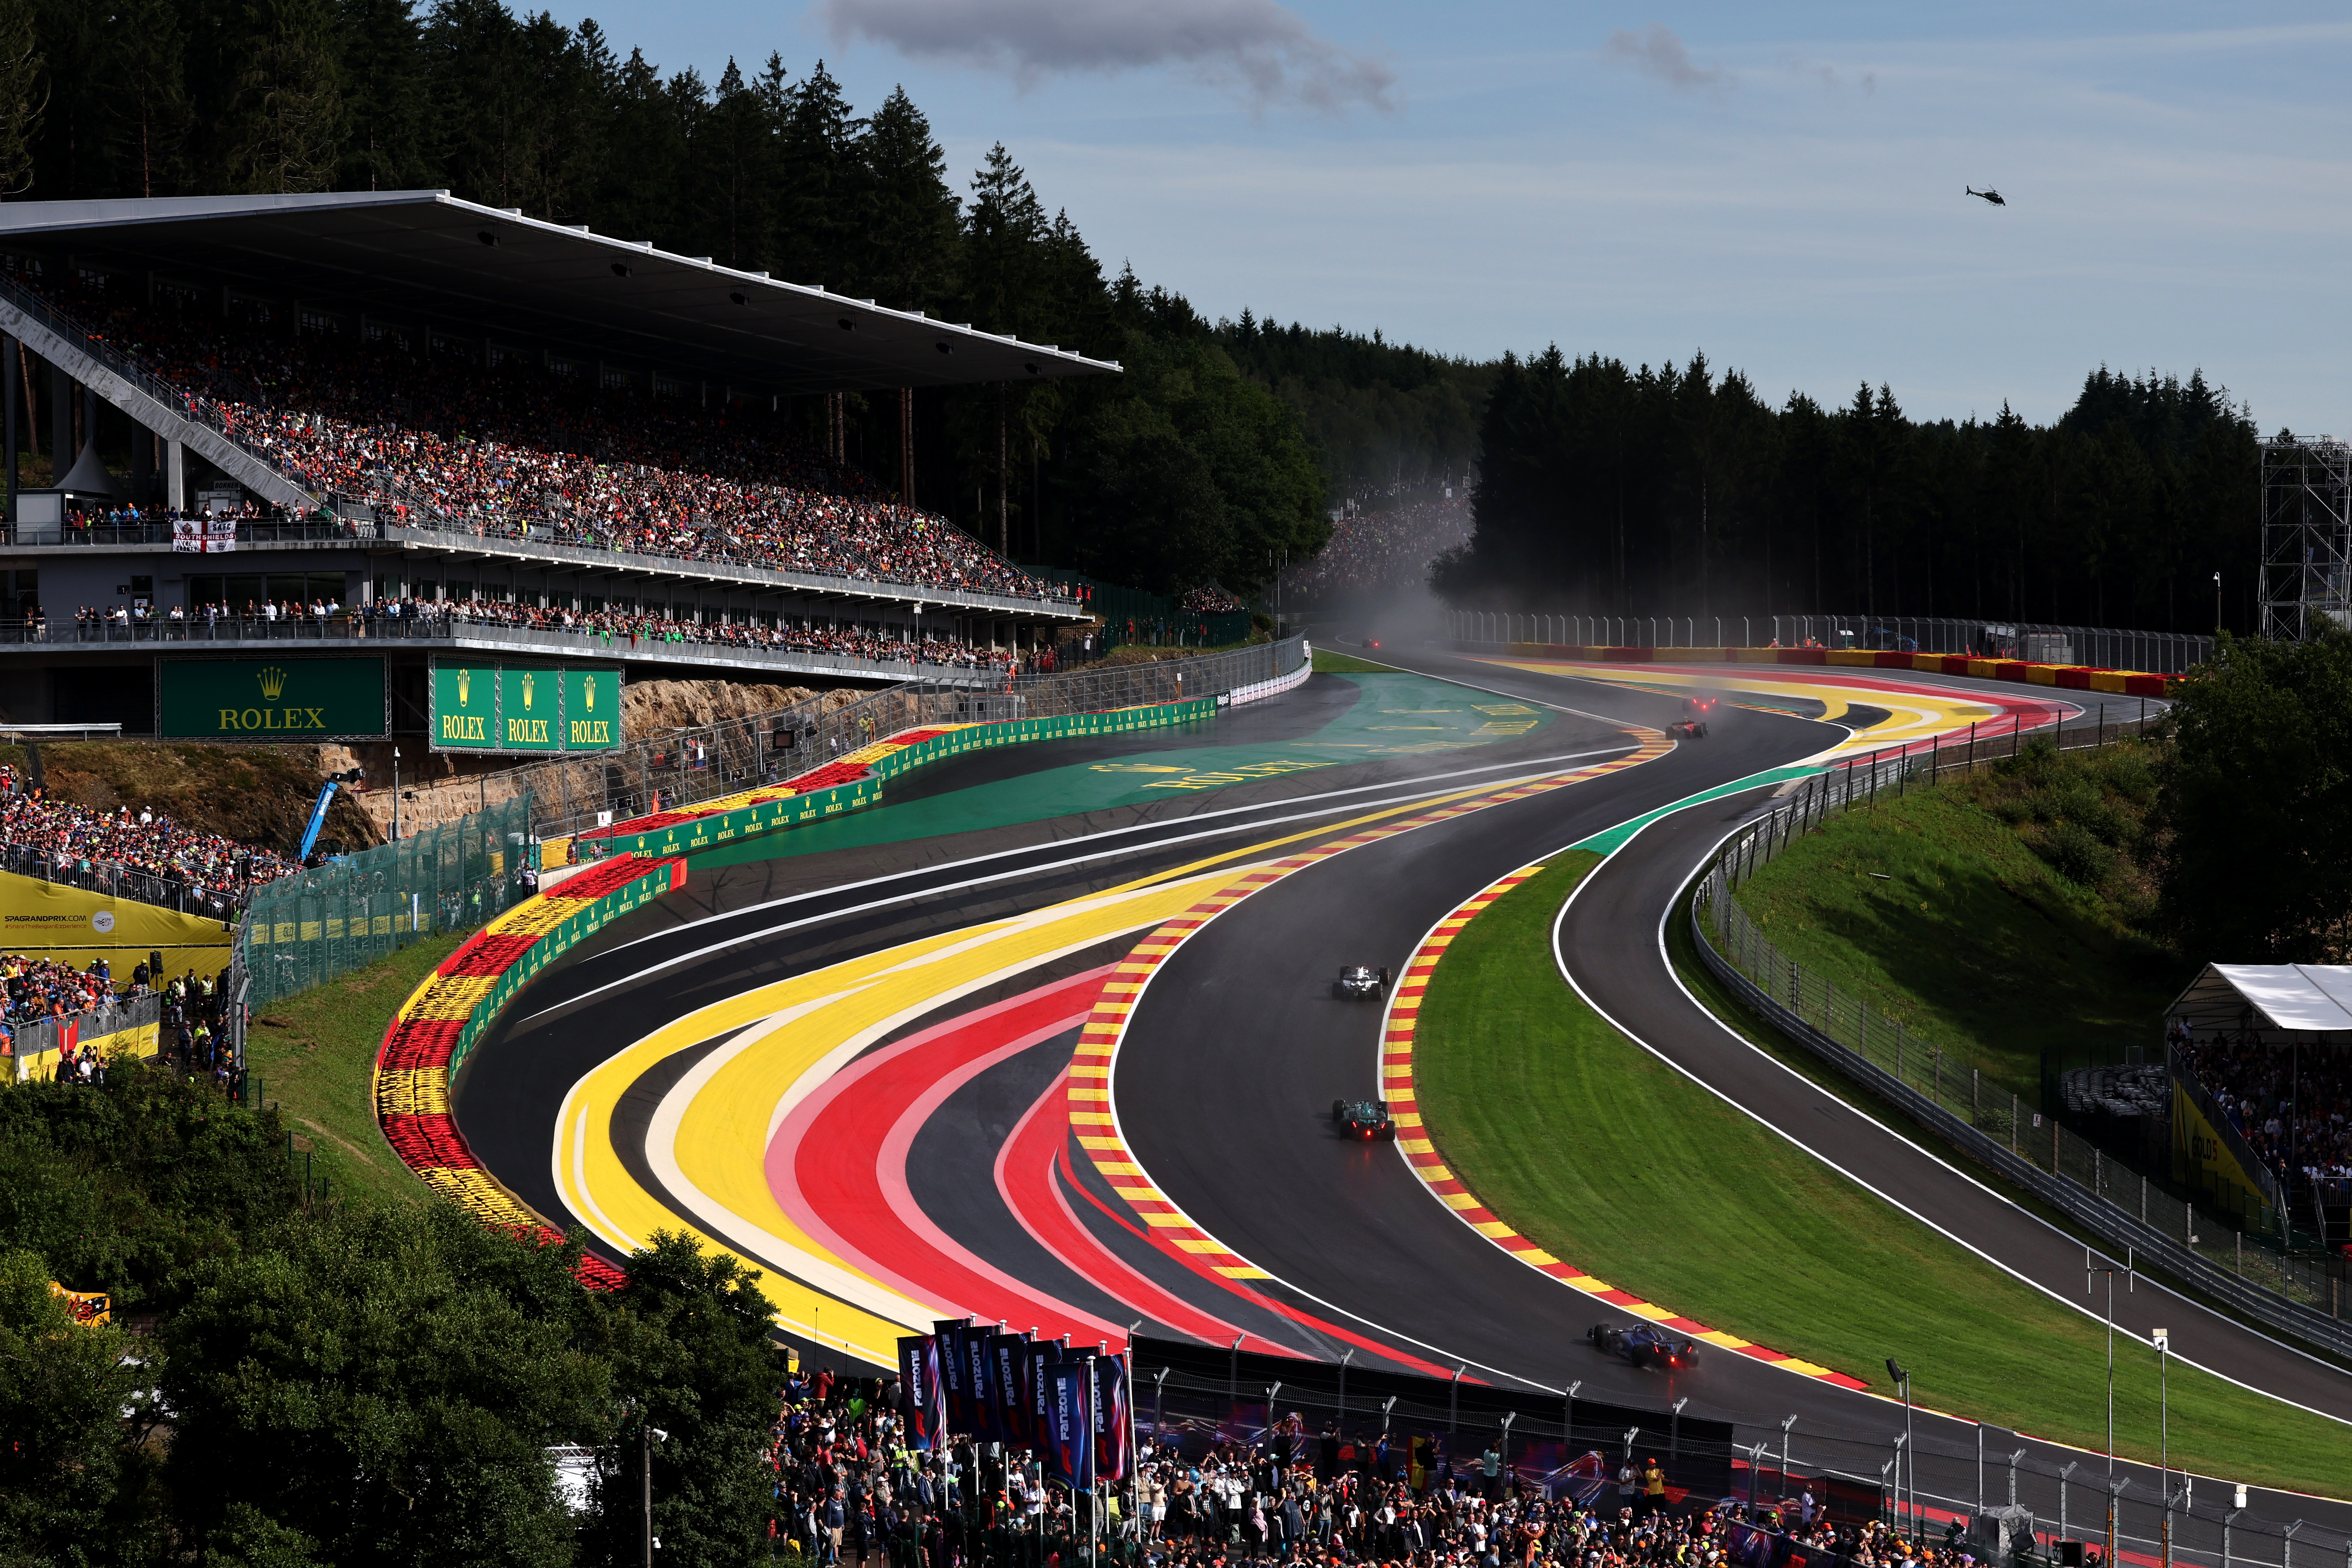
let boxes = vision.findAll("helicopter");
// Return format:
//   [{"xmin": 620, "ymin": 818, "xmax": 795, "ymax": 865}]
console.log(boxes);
[{"xmin": 1966, "ymin": 186, "xmax": 2006, "ymax": 206}]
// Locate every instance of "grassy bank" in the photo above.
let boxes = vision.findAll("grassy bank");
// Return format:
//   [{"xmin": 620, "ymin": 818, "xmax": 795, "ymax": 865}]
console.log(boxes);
[
  {"xmin": 1413, "ymin": 856, "xmax": 2350, "ymax": 1496},
  {"xmin": 243, "ymin": 933, "xmax": 462, "ymax": 1209},
  {"xmin": 1729, "ymin": 740, "xmax": 2183, "ymax": 1104}
]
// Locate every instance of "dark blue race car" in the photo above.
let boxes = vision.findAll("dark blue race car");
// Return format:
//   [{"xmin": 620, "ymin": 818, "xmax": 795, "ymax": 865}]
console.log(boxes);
[
  {"xmin": 1588, "ymin": 1321, "xmax": 1700, "ymax": 1370},
  {"xmin": 1332, "ymin": 1098, "xmax": 1396, "ymax": 1140}
]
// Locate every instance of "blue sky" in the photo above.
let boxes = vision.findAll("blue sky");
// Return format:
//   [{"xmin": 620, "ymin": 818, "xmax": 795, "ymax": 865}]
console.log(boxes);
[{"xmin": 567, "ymin": 2, "xmax": 2350, "ymax": 430}]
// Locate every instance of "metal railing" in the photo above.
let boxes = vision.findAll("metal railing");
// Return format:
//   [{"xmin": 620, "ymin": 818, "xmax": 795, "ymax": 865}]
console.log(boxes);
[
  {"xmin": 1687, "ymin": 742, "xmax": 2352, "ymax": 1358},
  {"xmin": 0, "ymin": 837, "xmax": 256, "ymax": 920},
  {"xmin": 7, "ymin": 990, "xmax": 163, "ymax": 1074},
  {"xmin": 522, "ymin": 633, "xmax": 1306, "ymax": 841},
  {"xmin": 0, "ymin": 611, "xmax": 1020, "ymax": 683},
  {"xmin": 1447, "ymin": 613, "xmax": 2214, "ymax": 676}
]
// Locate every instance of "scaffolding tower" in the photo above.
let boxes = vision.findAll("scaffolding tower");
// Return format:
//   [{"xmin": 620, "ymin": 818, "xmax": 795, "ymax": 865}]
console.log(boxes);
[{"xmin": 2258, "ymin": 436, "xmax": 2352, "ymax": 641}]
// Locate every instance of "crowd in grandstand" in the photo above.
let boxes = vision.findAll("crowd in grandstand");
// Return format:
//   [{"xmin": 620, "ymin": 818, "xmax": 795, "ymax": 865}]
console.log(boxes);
[
  {"xmin": 2174, "ymin": 1031, "xmax": 2352, "ymax": 1191},
  {"xmin": 765, "ymin": 1373, "xmax": 1980, "ymax": 1568},
  {"xmin": 1179, "ymin": 584, "xmax": 1247, "ymax": 615},
  {"xmin": 1289, "ymin": 485, "xmax": 1473, "ymax": 599},
  {"xmin": 0, "ymin": 764, "xmax": 299, "ymax": 906},
  {"xmin": 43, "ymin": 274, "xmax": 1067, "ymax": 604}
]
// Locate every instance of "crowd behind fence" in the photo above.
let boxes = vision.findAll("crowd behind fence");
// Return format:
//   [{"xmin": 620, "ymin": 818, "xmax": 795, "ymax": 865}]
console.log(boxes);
[
  {"xmin": 239, "ymin": 794, "xmax": 535, "ymax": 1013},
  {"xmin": 1443, "ymin": 613, "xmax": 2214, "ymax": 676},
  {"xmin": 1686, "ymin": 729, "xmax": 2352, "ymax": 1363},
  {"xmin": 1125, "ymin": 1344, "xmax": 2346, "ymax": 1568},
  {"xmin": 519, "ymin": 633, "xmax": 1307, "ymax": 842},
  {"xmin": 7, "ymin": 990, "xmax": 163, "ymax": 1073},
  {"xmin": 0, "ymin": 836, "xmax": 249, "ymax": 920}
]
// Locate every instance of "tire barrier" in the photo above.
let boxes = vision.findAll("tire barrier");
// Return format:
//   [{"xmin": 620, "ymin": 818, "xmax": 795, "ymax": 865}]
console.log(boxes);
[{"xmin": 371, "ymin": 851, "xmax": 685, "ymax": 1285}]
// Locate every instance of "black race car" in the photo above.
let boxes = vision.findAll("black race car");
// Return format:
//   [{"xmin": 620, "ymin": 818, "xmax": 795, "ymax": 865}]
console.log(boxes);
[
  {"xmin": 1333, "ymin": 965, "xmax": 1386, "ymax": 1000},
  {"xmin": 1332, "ymin": 1099, "xmax": 1396, "ymax": 1140},
  {"xmin": 1667, "ymin": 696, "xmax": 1718, "ymax": 740},
  {"xmin": 1362, "ymin": 637, "xmax": 1384, "ymax": 650},
  {"xmin": 1588, "ymin": 1321, "xmax": 1700, "ymax": 1370}
]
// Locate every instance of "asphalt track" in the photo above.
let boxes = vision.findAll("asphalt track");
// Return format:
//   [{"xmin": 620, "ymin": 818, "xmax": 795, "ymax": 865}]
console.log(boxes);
[{"xmin": 448, "ymin": 648, "xmax": 2351, "ymax": 1548}]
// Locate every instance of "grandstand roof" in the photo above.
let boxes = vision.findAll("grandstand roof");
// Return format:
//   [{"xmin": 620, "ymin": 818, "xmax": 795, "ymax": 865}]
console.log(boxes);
[
  {"xmin": 0, "ymin": 191, "xmax": 1120, "ymax": 395},
  {"xmin": 2170, "ymin": 964, "xmax": 2352, "ymax": 1040}
]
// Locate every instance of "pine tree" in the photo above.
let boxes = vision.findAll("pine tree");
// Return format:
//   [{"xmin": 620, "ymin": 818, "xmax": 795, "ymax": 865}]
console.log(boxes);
[
  {"xmin": 334, "ymin": 0, "xmax": 426, "ymax": 192},
  {"xmin": 0, "ymin": 0, "xmax": 44, "ymax": 195},
  {"xmin": 229, "ymin": 0, "xmax": 346, "ymax": 194}
]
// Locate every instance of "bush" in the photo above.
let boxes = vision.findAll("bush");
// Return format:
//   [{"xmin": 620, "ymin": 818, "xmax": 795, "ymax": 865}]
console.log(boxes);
[{"xmin": 2042, "ymin": 820, "xmax": 2116, "ymax": 887}]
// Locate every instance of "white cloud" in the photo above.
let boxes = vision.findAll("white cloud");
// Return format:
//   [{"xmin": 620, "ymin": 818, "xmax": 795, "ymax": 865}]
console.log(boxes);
[
  {"xmin": 1604, "ymin": 24, "xmax": 1731, "ymax": 93},
  {"xmin": 813, "ymin": 0, "xmax": 1397, "ymax": 114}
]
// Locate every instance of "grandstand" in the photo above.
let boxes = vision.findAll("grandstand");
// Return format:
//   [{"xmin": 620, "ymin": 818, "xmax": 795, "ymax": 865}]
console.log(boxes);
[{"xmin": 0, "ymin": 192, "xmax": 1112, "ymax": 739}]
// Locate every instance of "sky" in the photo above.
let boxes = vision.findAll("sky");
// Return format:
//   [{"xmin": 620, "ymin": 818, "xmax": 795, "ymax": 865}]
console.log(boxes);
[{"xmin": 561, "ymin": 1, "xmax": 2351, "ymax": 431}]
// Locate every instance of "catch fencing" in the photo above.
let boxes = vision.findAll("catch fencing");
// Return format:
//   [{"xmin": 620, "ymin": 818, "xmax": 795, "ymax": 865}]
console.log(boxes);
[
  {"xmin": 1446, "ymin": 613, "xmax": 2212, "ymax": 676},
  {"xmin": 1686, "ymin": 737, "xmax": 2352, "ymax": 1361},
  {"xmin": 518, "ymin": 634, "xmax": 1307, "ymax": 841},
  {"xmin": 239, "ymin": 794, "xmax": 534, "ymax": 1012}
]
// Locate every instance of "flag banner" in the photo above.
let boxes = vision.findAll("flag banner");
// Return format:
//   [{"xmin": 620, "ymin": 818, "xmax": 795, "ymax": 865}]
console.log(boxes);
[
  {"xmin": 965, "ymin": 1331, "xmax": 998, "ymax": 1444},
  {"xmin": 1029, "ymin": 1338, "xmax": 1067, "ymax": 1452},
  {"xmin": 991, "ymin": 1332, "xmax": 1033, "ymax": 1449},
  {"xmin": 1092, "ymin": 1353, "xmax": 1131, "ymax": 1481},
  {"xmin": 934, "ymin": 1319, "xmax": 971, "ymax": 1437},
  {"xmin": 898, "ymin": 1336, "xmax": 942, "ymax": 1450},
  {"xmin": 1045, "ymin": 1361, "xmax": 1095, "ymax": 1489}
]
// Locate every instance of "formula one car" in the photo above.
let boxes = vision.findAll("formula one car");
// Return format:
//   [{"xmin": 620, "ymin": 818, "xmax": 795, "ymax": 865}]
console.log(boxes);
[
  {"xmin": 1362, "ymin": 637, "xmax": 1384, "ymax": 650},
  {"xmin": 1332, "ymin": 1098, "xmax": 1396, "ymax": 1140},
  {"xmin": 1333, "ymin": 965, "xmax": 1387, "ymax": 1000},
  {"xmin": 1588, "ymin": 1321, "xmax": 1700, "ymax": 1370},
  {"xmin": 1667, "ymin": 697, "xmax": 1718, "ymax": 740}
]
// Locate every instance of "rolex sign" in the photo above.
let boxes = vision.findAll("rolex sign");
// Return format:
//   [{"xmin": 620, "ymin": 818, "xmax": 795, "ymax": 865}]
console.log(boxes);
[
  {"xmin": 158, "ymin": 658, "xmax": 388, "ymax": 739},
  {"xmin": 432, "ymin": 661, "xmax": 623, "ymax": 753}
]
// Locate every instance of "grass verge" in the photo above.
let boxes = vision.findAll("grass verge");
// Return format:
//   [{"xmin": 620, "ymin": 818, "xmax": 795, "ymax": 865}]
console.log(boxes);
[
  {"xmin": 1311, "ymin": 648, "xmax": 1400, "ymax": 675},
  {"xmin": 1730, "ymin": 742, "xmax": 2181, "ymax": 1104},
  {"xmin": 1414, "ymin": 855, "xmax": 2350, "ymax": 1496},
  {"xmin": 244, "ymin": 934, "xmax": 462, "ymax": 1210}
]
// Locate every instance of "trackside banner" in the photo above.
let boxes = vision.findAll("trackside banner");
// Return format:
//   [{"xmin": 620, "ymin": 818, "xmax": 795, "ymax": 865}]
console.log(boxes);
[
  {"xmin": 1093, "ymin": 1354, "xmax": 1131, "ymax": 1482},
  {"xmin": 1045, "ymin": 1361, "xmax": 1094, "ymax": 1488},
  {"xmin": 897, "ymin": 1336, "xmax": 943, "ymax": 1450},
  {"xmin": 933, "ymin": 1318, "xmax": 972, "ymax": 1436},
  {"xmin": 992, "ymin": 1331, "xmax": 1033, "ymax": 1448}
]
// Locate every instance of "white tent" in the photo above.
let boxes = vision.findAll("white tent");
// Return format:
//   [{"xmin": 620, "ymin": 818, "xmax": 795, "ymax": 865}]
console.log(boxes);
[{"xmin": 2168, "ymin": 964, "xmax": 2352, "ymax": 1045}]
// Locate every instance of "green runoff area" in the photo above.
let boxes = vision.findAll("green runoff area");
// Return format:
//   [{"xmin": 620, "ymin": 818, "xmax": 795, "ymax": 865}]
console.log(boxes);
[
  {"xmin": 1726, "ymin": 744, "xmax": 2180, "ymax": 1106},
  {"xmin": 242, "ymin": 933, "xmax": 462, "ymax": 1210},
  {"xmin": 1412, "ymin": 859, "xmax": 2352, "ymax": 1497},
  {"xmin": 689, "ymin": 664, "xmax": 1550, "ymax": 872}
]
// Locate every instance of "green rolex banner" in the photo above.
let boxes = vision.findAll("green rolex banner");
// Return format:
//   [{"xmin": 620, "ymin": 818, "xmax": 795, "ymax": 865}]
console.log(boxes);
[
  {"xmin": 158, "ymin": 658, "xmax": 387, "ymax": 739},
  {"xmin": 431, "ymin": 659, "xmax": 624, "ymax": 753},
  {"xmin": 432, "ymin": 663, "xmax": 498, "ymax": 750}
]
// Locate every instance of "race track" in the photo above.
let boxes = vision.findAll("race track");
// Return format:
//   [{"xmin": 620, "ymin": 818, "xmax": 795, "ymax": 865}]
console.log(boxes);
[{"xmin": 446, "ymin": 643, "xmax": 2351, "ymax": 1549}]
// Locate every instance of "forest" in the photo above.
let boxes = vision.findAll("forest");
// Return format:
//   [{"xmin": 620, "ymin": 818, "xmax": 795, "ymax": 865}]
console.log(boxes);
[
  {"xmin": 0, "ymin": 0, "xmax": 2286, "ymax": 627},
  {"xmin": 1435, "ymin": 353, "xmax": 2265, "ymax": 633}
]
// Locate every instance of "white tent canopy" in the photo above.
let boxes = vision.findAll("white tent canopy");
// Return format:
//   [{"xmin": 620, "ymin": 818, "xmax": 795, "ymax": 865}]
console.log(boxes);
[{"xmin": 2168, "ymin": 963, "xmax": 2352, "ymax": 1044}]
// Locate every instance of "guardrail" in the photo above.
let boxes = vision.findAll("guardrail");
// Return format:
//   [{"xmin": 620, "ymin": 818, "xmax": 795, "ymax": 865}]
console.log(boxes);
[
  {"xmin": 1448, "ymin": 612, "xmax": 2213, "ymax": 677},
  {"xmin": 1685, "ymin": 747, "xmax": 2352, "ymax": 1359}
]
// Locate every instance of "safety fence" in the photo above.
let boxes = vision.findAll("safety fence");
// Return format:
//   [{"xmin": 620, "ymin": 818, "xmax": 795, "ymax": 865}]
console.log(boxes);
[
  {"xmin": 517, "ymin": 633, "xmax": 1307, "ymax": 842},
  {"xmin": 0, "ymin": 837, "xmax": 254, "ymax": 919},
  {"xmin": 239, "ymin": 794, "xmax": 535, "ymax": 1012},
  {"xmin": 1446, "ymin": 613, "xmax": 2213, "ymax": 677},
  {"xmin": 1686, "ymin": 747, "xmax": 2352, "ymax": 1361}
]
